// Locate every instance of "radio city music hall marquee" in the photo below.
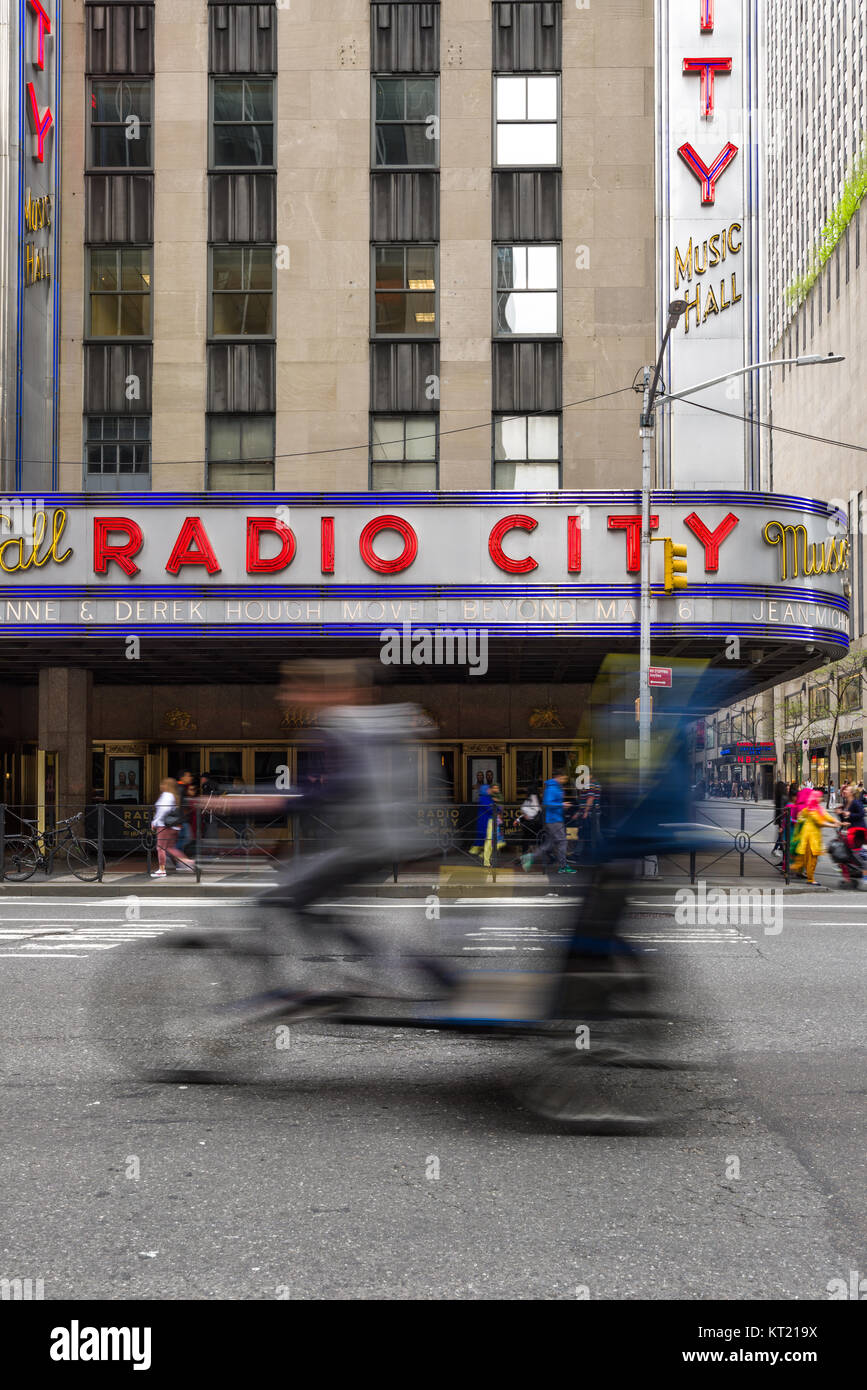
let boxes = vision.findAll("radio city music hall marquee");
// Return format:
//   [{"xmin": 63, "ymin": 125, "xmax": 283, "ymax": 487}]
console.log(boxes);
[{"xmin": 0, "ymin": 495, "xmax": 850, "ymax": 652}]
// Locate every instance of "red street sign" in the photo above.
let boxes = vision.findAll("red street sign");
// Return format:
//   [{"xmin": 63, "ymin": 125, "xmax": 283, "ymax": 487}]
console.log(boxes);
[{"xmin": 648, "ymin": 667, "xmax": 672, "ymax": 688}]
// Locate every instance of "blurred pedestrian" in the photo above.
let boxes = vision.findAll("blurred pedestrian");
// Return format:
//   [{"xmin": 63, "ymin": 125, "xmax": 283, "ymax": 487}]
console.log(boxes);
[
  {"xmin": 150, "ymin": 778, "xmax": 196, "ymax": 878},
  {"xmin": 521, "ymin": 770, "xmax": 574, "ymax": 875},
  {"xmin": 791, "ymin": 790, "xmax": 838, "ymax": 885}
]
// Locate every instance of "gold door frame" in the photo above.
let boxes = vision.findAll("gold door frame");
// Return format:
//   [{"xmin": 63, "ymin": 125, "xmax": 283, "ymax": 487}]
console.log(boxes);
[{"xmin": 506, "ymin": 741, "xmax": 593, "ymax": 802}]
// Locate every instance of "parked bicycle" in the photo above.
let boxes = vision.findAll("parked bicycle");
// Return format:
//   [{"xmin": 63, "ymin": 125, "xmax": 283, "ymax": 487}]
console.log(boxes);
[{"xmin": 2, "ymin": 813, "xmax": 100, "ymax": 882}]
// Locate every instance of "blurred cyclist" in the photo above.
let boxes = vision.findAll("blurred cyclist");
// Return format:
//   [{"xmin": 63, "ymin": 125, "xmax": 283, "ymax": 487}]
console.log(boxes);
[{"xmin": 198, "ymin": 659, "xmax": 443, "ymax": 1008}]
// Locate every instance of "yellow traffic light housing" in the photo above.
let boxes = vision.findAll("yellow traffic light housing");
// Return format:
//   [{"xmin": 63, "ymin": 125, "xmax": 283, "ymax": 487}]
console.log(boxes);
[{"xmin": 664, "ymin": 540, "xmax": 688, "ymax": 593}]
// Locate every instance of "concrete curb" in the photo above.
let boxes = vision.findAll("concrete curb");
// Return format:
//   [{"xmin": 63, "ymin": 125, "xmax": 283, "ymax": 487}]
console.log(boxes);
[{"xmin": 0, "ymin": 876, "xmax": 839, "ymax": 899}]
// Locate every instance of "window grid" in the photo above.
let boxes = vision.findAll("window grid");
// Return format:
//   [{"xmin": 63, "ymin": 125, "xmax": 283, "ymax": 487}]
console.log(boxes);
[
  {"xmin": 88, "ymin": 79, "xmax": 152, "ymax": 169},
  {"xmin": 210, "ymin": 77, "xmax": 275, "ymax": 169},
  {"xmin": 372, "ymin": 76, "xmax": 438, "ymax": 169},
  {"xmin": 372, "ymin": 244, "xmax": 438, "ymax": 337},
  {"xmin": 494, "ymin": 74, "xmax": 560, "ymax": 168},
  {"xmin": 207, "ymin": 413, "xmax": 275, "ymax": 492},
  {"xmin": 85, "ymin": 416, "xmax": 151, "ymax": 478},
  {"xmin": 209, "ymin": 245, "xmax": 275, "ymax": 339},
  {"xmin": 494, "ymin": 244, "xmax": 560, "ymax": 337},
  {"xmin": 87, "ymin": 246, "xmax": 152, "ymax": 339}
]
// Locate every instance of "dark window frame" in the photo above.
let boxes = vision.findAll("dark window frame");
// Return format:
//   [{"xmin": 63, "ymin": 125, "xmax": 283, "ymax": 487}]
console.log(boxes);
[
  {"xmin": 84, "ymin": 414, "xmax": 152, "ymax": 484},
  {"xmin": 206, "ymin": 412, "xmax": 276, "ymax": 491},
  {"xmin": 371, "ymin": 242, "xmax": 439, "ymax": 339},
  {"xmin": 208, "ymin": 244, "xmax": 276, "ymax": 340},
  {"xmin": 493, "ymin": 242, "xmax": 562, "ymax": 338},
  {"xmin": 371, "ymin": 74, "xmax": 439, "ymax": 170},
  {"xmin": 87, "ymin": 77, "xmax": 154, "ymax": 171},
  {"xmin": 491, "ymin": 411, "xmax": 562, "ymax": 488},
  {"xmin": 86, "ymin": 245, "xmax": 153, "ymax": 340},
  {"xmin": 209, "ymin": 75, "xmax": 276, "ymax": 171},
  {"xmin": 493, "ymin": 73, "xmax": 561, "ymax": 170},
  {"xmin": 369, "ymin": 412, "xmax": 439, "ymax": 490}
]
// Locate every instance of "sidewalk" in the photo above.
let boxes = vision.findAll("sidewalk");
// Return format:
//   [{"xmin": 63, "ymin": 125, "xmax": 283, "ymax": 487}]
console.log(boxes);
[{"xmin": 0, "ymin": 863, "xmax": 841, "ymax": 897}]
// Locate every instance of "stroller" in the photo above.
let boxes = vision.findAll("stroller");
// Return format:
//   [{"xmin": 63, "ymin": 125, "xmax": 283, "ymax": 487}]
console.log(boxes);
[{"xmin": 828, "ymin": 826, "xmax": 867, "ymax": 888}]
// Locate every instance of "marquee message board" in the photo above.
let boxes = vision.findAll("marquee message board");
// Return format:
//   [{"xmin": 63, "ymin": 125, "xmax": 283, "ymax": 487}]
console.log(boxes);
[{"xmin": 0, "ymin": 490, "xmax": 849, "ymax": 655}]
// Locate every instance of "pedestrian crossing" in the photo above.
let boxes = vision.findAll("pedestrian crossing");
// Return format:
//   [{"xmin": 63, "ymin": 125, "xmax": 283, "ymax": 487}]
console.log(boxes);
[
  {"xmin": 460, "ymin": 919, "xmax": 757, "ymax": 953},
  {"xmin": 0, "ymin": 922, "xmax": 184, "ymax": 959}
]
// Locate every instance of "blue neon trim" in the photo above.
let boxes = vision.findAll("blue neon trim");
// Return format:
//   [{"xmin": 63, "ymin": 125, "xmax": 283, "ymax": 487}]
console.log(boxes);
[
  {"xmin": 0, "ymin": 583, "xmax": 849, "ymax": 613},
  {"xmin": 0, "ymin": 489, "xmax": 843, "ymax": 516},
  {"xmin": 0, "ymin": 624, "xmax": 849, "ymax": 645}
]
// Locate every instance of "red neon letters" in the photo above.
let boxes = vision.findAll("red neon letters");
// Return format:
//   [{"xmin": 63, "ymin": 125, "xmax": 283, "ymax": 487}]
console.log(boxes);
[
  {"xmin": 567, "ymin": 515, "xmax": 581, "ymax": 574},
  {"xmin": 683, "ymin": 511, "xmax": 739, "ymax": 570},
  {"xmin": 165, "ymin": 517, "xmax": 221, "ymax": 575},
  {"xmin": 26, "ymin": 0, "xmax": 53, "ymax": 161},
  {"xmin": 320, "ymin": 517, "xmax": 335, "ymax": 574},
  {"xmin": 682, "ymin": 56, "xmax": 732, "ymax": 120},
  {"xmin": 678, "ymin": 142, "xmax": 739, "ymax": 205},
  {"xmin": 88, "ymin": 511, "xmax": 743, "ymax": 580},
  {"xmin": 26, "ymin": 83, "xmax": 53, "ymax": 163},
  {"xmin": 29, "ymin": 0, "xmax": 51, "ymax": 69},
  {"xmin": 93, "ymin": 517, "xmax": 144, "ymax": 577},
  {"xmin": 246, "ymin": 518, "xmax": 296, "ymax": 574},
  {"xmin": 608, "ymin": 515, "xmax": 659, "ymax": 573},
  {"xmin": 488, "ymin": 515, "xmax": 539, "ymax": 575},
  {"xmin": 678, "ymin": 4, "xmax": 738, "ymax": 206},
  {"xmin": 359, "ymin": 516, "xmax": 418, "ymax": 574}
]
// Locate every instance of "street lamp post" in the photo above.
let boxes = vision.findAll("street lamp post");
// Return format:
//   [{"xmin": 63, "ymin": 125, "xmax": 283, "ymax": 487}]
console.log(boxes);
[
  {"xmin": 638, "ymin": 300, "xmax": 688, "ymax": 789},
  {"xmin": 638, "ymin": 342, "xmax": 844, "ymax": 791}
]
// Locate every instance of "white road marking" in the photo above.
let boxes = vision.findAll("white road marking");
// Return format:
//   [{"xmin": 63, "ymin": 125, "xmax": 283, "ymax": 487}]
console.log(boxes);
[
  {"xmin": 0, "ymin": 917, "xmax": 190, "ymax": 924},
  {"xmin": 0, "ymin": 922, "xmax": 181, "ymax": 957}
]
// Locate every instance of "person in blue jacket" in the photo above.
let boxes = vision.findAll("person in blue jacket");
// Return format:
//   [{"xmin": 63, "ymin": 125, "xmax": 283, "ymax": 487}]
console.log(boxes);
[{"xmin": 521, "ymin": 770, "xmax": 575, "ymax": 874}]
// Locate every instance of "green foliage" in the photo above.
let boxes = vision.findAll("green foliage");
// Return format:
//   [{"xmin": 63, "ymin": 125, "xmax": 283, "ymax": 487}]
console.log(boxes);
[{"xmin": 785, "ymin": 138, "xmax": 867, "ymax": 308}]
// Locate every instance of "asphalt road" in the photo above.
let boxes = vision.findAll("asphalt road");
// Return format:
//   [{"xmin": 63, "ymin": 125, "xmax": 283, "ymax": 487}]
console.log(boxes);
[{"xmin": 0, "ymin": 890, "xmax": 864, "ymax": 1300}]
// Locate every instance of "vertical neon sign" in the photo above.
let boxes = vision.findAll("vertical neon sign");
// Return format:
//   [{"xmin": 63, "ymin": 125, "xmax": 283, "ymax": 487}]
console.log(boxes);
[{"xmin": 16, "ymin": 0, "xmax": 60, "ymax": 489}]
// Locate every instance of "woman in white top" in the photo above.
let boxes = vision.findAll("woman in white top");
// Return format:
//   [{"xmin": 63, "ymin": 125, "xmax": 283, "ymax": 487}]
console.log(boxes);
[{"xmin": 151, "ymin": 777, "xmax": 196, "ymax": 878}]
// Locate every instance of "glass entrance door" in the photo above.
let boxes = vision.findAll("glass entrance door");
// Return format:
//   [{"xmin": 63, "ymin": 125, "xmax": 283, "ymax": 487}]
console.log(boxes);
[
  {"xmin": 203, "ymin": 750, "xmax": 243, "ymax": 789},
  {"xmin": 167, "ymin": 748, "xmax": 201, "ymax": 782}
]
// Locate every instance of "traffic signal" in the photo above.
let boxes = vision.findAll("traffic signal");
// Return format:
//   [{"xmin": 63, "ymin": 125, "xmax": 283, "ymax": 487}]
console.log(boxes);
[{"xmin": 664, "ymin": 539, "xmax": 688, "ymax": 593}]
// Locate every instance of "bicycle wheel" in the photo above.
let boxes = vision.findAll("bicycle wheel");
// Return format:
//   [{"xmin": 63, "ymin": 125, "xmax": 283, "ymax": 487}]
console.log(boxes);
[
  {"xmin": 90, "ymin": 929, "xmax": 283, "ymax": 1083},
  {"xmin": 67, "ymin": 838, "xmax": 100, "ymax": 882},
  {"xmin": 2, "ymin": 837, "xmax": 39, "ymax": 882}
]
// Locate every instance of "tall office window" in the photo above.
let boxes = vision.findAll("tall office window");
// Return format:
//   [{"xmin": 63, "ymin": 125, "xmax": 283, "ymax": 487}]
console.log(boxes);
[
  {"xmin": 85, "ymin": 416, "xmax": 151, "ymax": 491},
  {"xmin": 370, "ymin": 414, "xmax": 438, "ymax": 490},
  {"xmin": 494, "ymin": 75, "xmax": 559, "ymax": 166},
  {"xmin": 495, "ymin": 245, "xmax": 560, "ymax": 335},
  {"xmin": 87, "ymin": 247, "xmax": 152, "ymax": 337},
  {"xmin": 373, "ymin": 77, "xmax": 438, "ymax": 167},
  {"xmin": 210, "ymin": 247, "xmax": 275, "ymax": 337},
  {"xmin": 493, "ymin": 413, "xmax": 560, "ymax": 488},
  {"xmin": 207, "ymin": 414, "xmax": 275, "ymax": 490},
  {"xmin": 211, "ymin": 77, "xmax": 275, "ymax": 168},
  {"xmin": 373, "ymin": 245, "xmax": 437, "ymax": 336},
  {"xmin": 88, "ymin": 79, "xmax": 153, "ymax": 168}
]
